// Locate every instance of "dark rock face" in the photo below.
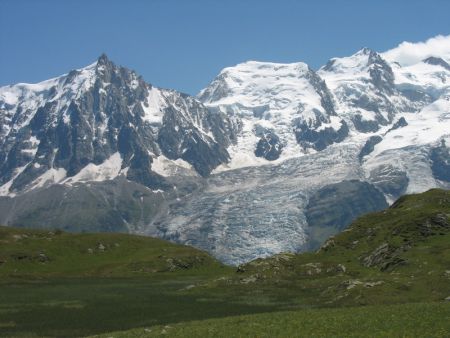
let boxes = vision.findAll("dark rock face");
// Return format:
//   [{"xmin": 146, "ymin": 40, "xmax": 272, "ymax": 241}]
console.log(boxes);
[
  {"xmin": 157, "ymin": 94, "xmax": 233, "ymax": 177},
  {"xmin": 386, "ymin": 117, "xmax": 408, "ymax": 133},
  {"xmin": 417, "ymin": 214, "xmax": 450, "ymax": 236},
  {"xmin": 366, "ymin": 49, "xmax": 396, "ymax": 95},
  {"xmin": 369, "ymin": 165, "xmax": 409, "ymax": 200},
  {"xmin": 423, "ymin": 56, "xmax": 450, "ymax": 71},
  {"xmin": 2, "ymin": 56, "xmax": 168, "ymax": 191},
  {"xmin": 351, "ymin": 115, "xmax": 382, "ymax": 133},
  {"xmin": 327, "ymin": 48, "xmax": 415, "ymax": 133},
  {"xmin": 291, "ymin": 69, "xmax": 349, "ymax": 151},
  {"xmin": 430, "ymin": 140, "xmax": 450, "ymax": 182},
  {"xmin": 362, "ymin": 211, "xmax": 450, "ymax": 271},
  {"xmin": 400, "ymin": 88, "xmax": 434, "ymax": 103},
  {"xmin": 362, "ymin": 243, "xmax": 407, "ymax": 271},
  {"xmin": 293, "ymin": 117, "xmax": 349, "ymax": 151},
  {"xmin": 305, "ymin": 180, "xmax": 388, "ymax": 249},
  {"xmin": 255, "ymin": 131, "xmax": 283, "ymax": 160},
  {"xmin": 197, "ymin": 72, "xmax": 231, "ymax": 103},
  {"xmin": 304, "ymin": 68, "xmax": 337, "ymax": 117},
  {"xmin": 0, "ymin": 55, "xmax": 238, "ymax": 194},
  {"xmin": 358, "ymin": 135, "xmax": 383, "ymax": 162}
]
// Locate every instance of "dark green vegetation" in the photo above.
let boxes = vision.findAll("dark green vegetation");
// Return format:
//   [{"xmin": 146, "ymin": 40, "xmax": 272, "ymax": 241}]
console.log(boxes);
[
  {"xmin": 0, "ymin": 279, "xmax": 276, "ymax": 337},
  {"xmin": 0, "ymin": 225, "xmax": 271, "ymax": 337},
  {"xmin": 96, "ymin": 302, "xmax": 450, "ymax": 338},
  {"xmin": 226, "ymin": 188, "xmax": 450, "ymax": 307},
  {"xmin": 0, "ymin": 223, "xmax": 225, "ymax": 278},
  {"xmin": 1, "ymin": 189, "xmax": 449, "ymax": 337}
]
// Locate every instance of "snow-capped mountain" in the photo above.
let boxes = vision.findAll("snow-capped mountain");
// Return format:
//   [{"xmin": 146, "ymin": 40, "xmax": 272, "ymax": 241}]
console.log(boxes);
[
  {"xmin": 198, "ymin": 60, "xmax": 348, "ymax": 169},
  {"xmin": 318, "ymin": 47, "xmax": 419, "ymax": 133},
  {"xmin": 1, "ymin": 36, "xmax": 450, "ymax": 265},
  {"xmin": 0, "ymin": 54, "xmax": 238, "ymax": 197}
]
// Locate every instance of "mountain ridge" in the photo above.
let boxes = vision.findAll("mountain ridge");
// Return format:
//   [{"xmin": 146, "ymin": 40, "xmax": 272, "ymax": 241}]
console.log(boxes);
[{"xmin": 1, "ymin": 38, "xmax": 450, "ymax": 264}]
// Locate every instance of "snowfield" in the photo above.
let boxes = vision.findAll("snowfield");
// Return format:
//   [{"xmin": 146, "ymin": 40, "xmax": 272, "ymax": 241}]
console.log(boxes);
[{"xmin": 1, "ymin": 36, "xmax": 450, "ymax": 264}]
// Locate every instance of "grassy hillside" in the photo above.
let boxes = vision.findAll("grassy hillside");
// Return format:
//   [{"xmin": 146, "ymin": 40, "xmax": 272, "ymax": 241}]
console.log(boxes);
[
  {"xmin": 0, "ymin": 226, "xmax": 228, "ymax": 278},
  {"xmin": 0, "ymin": 188, "xmax": 449, "ymax": 337},
  {"xmin": 212, "ymin": 189, "xmax": 450, "ymax": 307},
  {"xmin": 0, "ymin": 228, "xmax": 264, "ymax": 337},
  {"xmin": 95, "ymin": 302, "xmax": 450, "ymax": 338}
]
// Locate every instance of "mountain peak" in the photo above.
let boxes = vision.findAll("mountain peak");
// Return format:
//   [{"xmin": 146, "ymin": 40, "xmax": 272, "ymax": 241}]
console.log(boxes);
[
  {"xmin": 423, "ymin": 56, "xmax": 450, "ymax": 71},
  {"xmin": 356, "ymin": 47, "xmax": 386, "ymax": 65},
  {"xmin": 320, "ymin": 47, "xmax": 382, "ymax": 74},
  {"xmin": 358, "ymin": 47, "xmax": 375, "ymax": 55},
  {"xmin": 97, "ymin": 53, "xmax": 110, "ymax": 65}
]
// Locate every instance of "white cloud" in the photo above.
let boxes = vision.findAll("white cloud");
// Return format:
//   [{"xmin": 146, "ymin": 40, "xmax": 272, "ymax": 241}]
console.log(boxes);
[{"xmin": 382, "ymin": 35, "xmax": 450, "ymax": 66}]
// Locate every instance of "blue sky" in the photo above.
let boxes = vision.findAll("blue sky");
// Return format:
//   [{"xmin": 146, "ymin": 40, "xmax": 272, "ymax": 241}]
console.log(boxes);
[{"xmin": 1, "ymin": 0, "xmax": 449, "ymax": 95}]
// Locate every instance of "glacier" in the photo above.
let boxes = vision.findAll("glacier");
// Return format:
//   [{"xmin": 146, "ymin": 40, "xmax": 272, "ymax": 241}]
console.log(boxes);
[{"xmin": 1, "ymin": 37, "xmax": 450, "ymax": 265}]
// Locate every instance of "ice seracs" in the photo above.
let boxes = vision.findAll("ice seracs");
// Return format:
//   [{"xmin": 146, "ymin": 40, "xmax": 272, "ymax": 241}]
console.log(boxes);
[{"xmin": 1, "ymin": 36, "xmax": 450, "ymax": 265}]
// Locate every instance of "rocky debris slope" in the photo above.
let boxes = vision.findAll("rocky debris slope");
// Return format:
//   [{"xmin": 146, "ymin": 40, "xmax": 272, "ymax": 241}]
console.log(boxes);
[{"xmin": 1, "ymin": 37, "xmax": 450, "ymax": 264}]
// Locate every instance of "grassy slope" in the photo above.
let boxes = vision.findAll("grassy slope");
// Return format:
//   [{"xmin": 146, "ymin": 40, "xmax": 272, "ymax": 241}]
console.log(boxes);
[
  {"xmin": 209, "ymin": 188, "xmax": 450, "ymax": 307},
  {"xmin": 95, "ymin": 302, "xmax": 450, "ymax": 338},
  {"xmin": 0, "ymin": 226, "xmax": 228, "ymax": 278},
  {"xmin": 0, "ymin": 228, "xmax": 275, "ymax": 337},
  {"xmin": 93, "ymin": 189, "xmax": 450, "ymax": 337},
  {"xmin": 1, "ymin": 189, "xmax": 449, "ymax": 337}
]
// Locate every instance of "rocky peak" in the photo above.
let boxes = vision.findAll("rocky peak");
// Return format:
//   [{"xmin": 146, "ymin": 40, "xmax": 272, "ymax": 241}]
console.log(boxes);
[
  {"xmin": 97, "ymin": 53, "xmax": 110, "ymax": 66},
  {"xmin": 354, "ymin": 47, "xmax": 380, "ymax": 62},
  {"xmin": 423, "ymin": 56, "xmax": 450, "ymax": 71},
  {"xmin": 0, "ymin": 56, "xmax": 238, "ymax": 195},
  {"xmin": 319, "ymin": 48, "xmax": 411, "ymax": 133},
  {"xmin": 367, "ymin": 54, "xmax": 395, "ymax": 95},
  {"xmin": 322, "ymin": 47, "xmax": 391, "ymax": 77}
]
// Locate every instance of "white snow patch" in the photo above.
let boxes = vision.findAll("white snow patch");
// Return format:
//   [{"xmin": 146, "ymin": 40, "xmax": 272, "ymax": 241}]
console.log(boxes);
[
  {"xmin": 390, "ymin": 60, "xmax": 450, "ymax": 98},
  {"xmin": 141, "ymin": 87, "xmax": 167, "ymax": 124},
  {"xmin": 151, "ymin": 155, "xmax": 196, "ymax": 177},
  {"xmin": 371, "ymin": 98, "xmax": 450, "ymax": 158},
  {"xmin": 0, "ymin": 165, "xmax": 28, "ymax": 196},
  {"xmin": 64, "ymin": 152, "xmax": 123, "ymax": 184},
  {"xmin": 316, "ymin": 115, "xmax": 342, "ymax": 131},
  {"xmin": 31, "ymin": 168, "xmax": 67, "ymax": 189}
]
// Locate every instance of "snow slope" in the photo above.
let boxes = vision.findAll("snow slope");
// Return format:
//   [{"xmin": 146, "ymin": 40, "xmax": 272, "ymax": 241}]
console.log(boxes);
[
  {"xmin": 199, "ymin": 60, "xmax": 347, "ymax": 170},
  {"xmin": 1, "ymin": 36, "xmax": 450, "ymax": 265}
]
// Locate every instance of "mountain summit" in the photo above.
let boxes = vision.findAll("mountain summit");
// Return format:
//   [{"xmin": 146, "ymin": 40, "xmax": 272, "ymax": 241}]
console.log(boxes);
[
  {"xmin": 1, "ymin": 41, "xmax": 450, "ymax": 264},
  {"xmin": 0, "ymin": 55, "xmax": 238, "ymax": 197}
]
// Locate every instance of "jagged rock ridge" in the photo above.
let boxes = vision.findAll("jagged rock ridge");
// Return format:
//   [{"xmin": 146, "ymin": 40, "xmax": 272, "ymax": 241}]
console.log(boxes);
[{"xmin": 1, "ymin": 39, "xmax": 450, "ymax": 264}]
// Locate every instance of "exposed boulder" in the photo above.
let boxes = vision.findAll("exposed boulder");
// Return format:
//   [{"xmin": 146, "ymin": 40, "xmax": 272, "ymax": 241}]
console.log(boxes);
[
  {"xmin": 254, "ymin": 131, "xmax": 283, "ymax": 161},
  {"xmin": 358, "ymin": 135, "xmax": 383, "ymax": 162}
]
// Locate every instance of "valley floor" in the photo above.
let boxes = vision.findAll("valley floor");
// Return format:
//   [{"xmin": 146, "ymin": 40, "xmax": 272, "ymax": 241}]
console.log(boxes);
[
  {"xmin": 1, "ymin": 189, "xmax": 449, "ymax": 337},
  {"xmin": 0, "ymin": 277, "xmax": 274, "ymax": 337},
  {"xmin": 1, "ymin": 278, "xmax": 448, "ymax": 337},
  {"xmin": 95, "ymin": 302, "xmax": 450, "ymax": 338}
]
